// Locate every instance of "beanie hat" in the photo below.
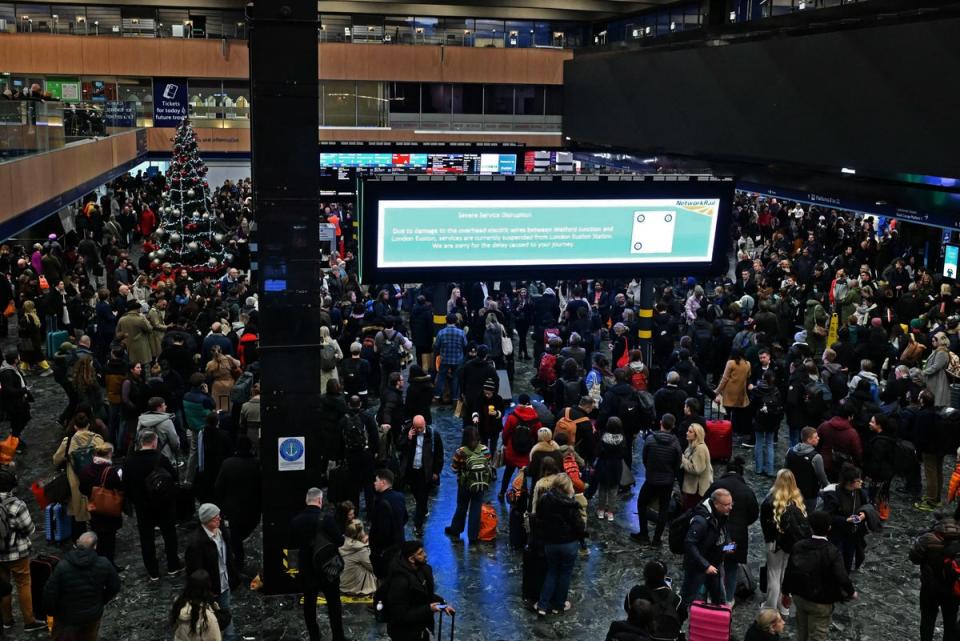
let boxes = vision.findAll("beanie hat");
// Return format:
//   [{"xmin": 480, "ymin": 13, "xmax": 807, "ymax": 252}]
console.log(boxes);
[
  {"xmin": 198, "ymin": 503, "xmax": 221, "ymax": 524},
  {"xmin": 483, "ymin": 379, "xmax": 497, "ymax": 391},
  {"xmin": 870, "ymin": 317, "xmax": 883, "ymax": 328}
]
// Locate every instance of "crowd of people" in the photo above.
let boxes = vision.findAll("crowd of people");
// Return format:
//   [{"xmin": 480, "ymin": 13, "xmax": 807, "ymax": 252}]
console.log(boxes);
[{"xmin": 0, "ymin": 172, "xmax": 957, "ymax": 641}]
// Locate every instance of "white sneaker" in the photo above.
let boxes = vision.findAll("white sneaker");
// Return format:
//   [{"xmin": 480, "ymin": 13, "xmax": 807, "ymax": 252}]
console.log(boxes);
[
  {"xmin": 605, "ymin": 511, "xmax": 615, "ymax": 521},
  {"xmin": 596, "ymin": 510, "xmax": 605, "ymax": 520}
]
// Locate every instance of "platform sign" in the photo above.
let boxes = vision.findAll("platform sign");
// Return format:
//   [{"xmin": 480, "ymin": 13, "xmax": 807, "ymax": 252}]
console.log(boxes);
[{"xmin": 277, "ymin": 437, "xmax": 305, "ymax": 472}]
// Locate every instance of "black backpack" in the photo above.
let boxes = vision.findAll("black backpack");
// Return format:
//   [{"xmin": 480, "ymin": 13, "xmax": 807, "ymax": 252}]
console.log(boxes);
[
  {"xmin": 648, "ymin": 585, "xmax": 682, "ymax": 641},
  {"xmin": 511, "ymin": 418, "xmax": 535, "ymax": 456},
  {"xmin": 617, "ymin": 392, "xmax": 644, "ymax": 437},
  {"xmin": 380, "ymin": 334, "xmax": 402, "ymax": 371},
  {"xmin": 342, "ymin": 413, "xmax": 368, "ymax": 455},
  {"xmin": 668, "ymin": 507, "xmax": 697, "ymax": 555},
  {"xmin": 144, "ymin": 458, "xmax": 176, "ymax": 505},
  {"xmin": 341, "ymin": 359, "xmax": 362, "ymax": 393},
  {"xmin": 827, "ymin": 370, "xmax": 849, "ymax": 401},
  {"xmin": 311, "ymin": 524, "xmax": 345, "ymax": 583}
]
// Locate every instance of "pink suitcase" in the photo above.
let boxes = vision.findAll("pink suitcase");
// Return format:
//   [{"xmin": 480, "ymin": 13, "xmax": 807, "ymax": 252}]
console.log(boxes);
[{"xmin": 688, "ymin": 601, "xmax": 731, "ymax": 641}]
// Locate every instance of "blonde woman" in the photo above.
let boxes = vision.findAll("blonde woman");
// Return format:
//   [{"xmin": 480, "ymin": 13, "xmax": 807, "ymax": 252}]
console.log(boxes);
[
  {"xmin": 204, "ymin": 344, "xmax": 241, "ymax": 412},
  {"xmin": 319, "ymin": 325, "xmax": 343, "ymax": 393},
  {"xmin": 923, "ymin": 332, "xmax": 951, "ymax": 407},
  {"xmin": 338, "ymin": 520, "xmax": 377, "ymax": 597},
  {"xmin": 681, "ymin": 424, "xmax": 713, "ymax": 510},
  {"xmin": 759, "ymin": 469, "xmax": 811, "ymax": 617}
]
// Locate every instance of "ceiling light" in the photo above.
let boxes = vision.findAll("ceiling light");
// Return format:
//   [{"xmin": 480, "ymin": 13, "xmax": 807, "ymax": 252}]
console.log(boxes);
[{"xmin": 841, "ymin": 167, "xmax": 856, "ymax": 175}]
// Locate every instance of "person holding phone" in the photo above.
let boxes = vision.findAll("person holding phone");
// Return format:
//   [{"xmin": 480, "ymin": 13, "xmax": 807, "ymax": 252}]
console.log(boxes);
[
  {"xmin": 681, "ymin": 488, "xmax": 734, "ymax": 610},
  {"xmin": 817, "ymin": 464, "xmax": 873, "ymax": 572},
  {"xmin": 384, "ymin": 540, "xmax": 454, "ymax": 641}
]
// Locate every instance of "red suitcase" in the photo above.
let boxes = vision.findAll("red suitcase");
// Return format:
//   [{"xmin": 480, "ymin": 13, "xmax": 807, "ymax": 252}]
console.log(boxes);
[
  {"xmin": 704, "ymin": 405, "xmax": 733, "ymax": 462},
  {"xmin": 688, "ymin": 601, "xmax": 732, "ymax": 641}
]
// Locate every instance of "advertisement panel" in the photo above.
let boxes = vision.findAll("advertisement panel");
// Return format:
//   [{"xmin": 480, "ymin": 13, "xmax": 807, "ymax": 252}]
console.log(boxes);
[{"xmin": 152, "ymin": 77, "xmax": 189, "ymax": 127}]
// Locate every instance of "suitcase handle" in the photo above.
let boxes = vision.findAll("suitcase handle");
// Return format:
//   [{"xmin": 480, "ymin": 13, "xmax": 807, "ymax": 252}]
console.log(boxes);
[
  {"xmin": 437, "ymin": 609, "xmax": 455, "ymax": 641},
  {"xmin": 706, "ymin": 401, "xmax": 726, "ymax": 420}
]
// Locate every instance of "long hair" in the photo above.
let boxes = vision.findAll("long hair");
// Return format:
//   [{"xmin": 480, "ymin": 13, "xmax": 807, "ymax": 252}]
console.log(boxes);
[
  {"xmin": 170, "ymin": 570, "xmax": 217, "ymax": 635},
  {"xmin": 771, "ymin": 469, "xmax": 806, "ymax": 531},
  {"xmin": 686, "ymin": 423, "xmax": 706, "ymax": 449},
  {"xmin": 74, "ymin": 356, "xmax": 96, "ymax": 389}
]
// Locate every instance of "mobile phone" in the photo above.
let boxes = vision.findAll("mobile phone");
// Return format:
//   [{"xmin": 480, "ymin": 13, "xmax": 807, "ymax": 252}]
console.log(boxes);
[
  {"xmin": 851, "ymin": 515, "xmax": 861, "ymax": 524},
  {"xmin": 723, "ymin": 543, "xmax": 736, "ymax": 553}
]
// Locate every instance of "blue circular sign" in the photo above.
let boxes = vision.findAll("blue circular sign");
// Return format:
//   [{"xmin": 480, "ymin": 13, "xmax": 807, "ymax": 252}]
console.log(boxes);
[{"xmin": 279, "ymin": 438, "xmax": 304, "ymax": 462}]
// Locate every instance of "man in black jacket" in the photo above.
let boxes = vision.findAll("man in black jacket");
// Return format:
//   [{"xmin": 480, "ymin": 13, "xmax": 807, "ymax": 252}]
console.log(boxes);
[
  {"xmin": 781, "ymin": 511, "xmax": 857, "ymax": 641},
  {"xmin": 121, "ymin": 430, "xmax": 182, "ymax": 580},
  {"xmin": 0, "ymin": 348, "xmax": 33, "ymax": 441},
  {"xmin": 43, "ymin": 531, "xmax": 120, "ymax": 640},
  {"xmin": 370, "ymin": 469, "xmax": 408, "ymax": 579},
  {"xmin": 398, "ymin": 415, "xmax": 443, "ymax": 538},
  {"xmin": 531, "ymin": 288, "xmax": 560, "ymax": 362},
  {"xmin": 909, "ymin": 514, "xmax": 960, "ymax": 641},
  {"xmin": 184, "ymin": 503, "xmax": 240, "ymax": 641},
  {"xmin": 339, "ymin": 395, "xmax": 381, "ymax": 519},
  {"xmin": 681, "ymin": 488, "xmax": 733, "ymax": 609},
  {"xmin": 677, "ymin": 398, "xmax": 706, "ymax": 444},
  {"xmin": 288, "ymin": 488, "xmax": 346, "ymax": 641},
  {"xmin": 653, "ymin": 372, "xmax": 687, "ymax": 424},
  {"xmin": 632, "ymin": 414, "xmax": 682, "ymax": 547},
  {"xmin": 385, "ymin": 540, "xmax": 454, "ymax": 641}
]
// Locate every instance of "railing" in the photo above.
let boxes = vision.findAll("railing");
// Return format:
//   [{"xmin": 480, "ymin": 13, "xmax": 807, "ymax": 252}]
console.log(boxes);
[{"xmin": 0, "ymin": 100, "xmax": 135, "ymax": 162}]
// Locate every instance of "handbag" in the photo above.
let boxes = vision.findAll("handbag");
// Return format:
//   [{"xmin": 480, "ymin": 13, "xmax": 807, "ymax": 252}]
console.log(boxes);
[
  {"xmin": 619, "ymin": 460, "xmax": 635, "ymax": 487},
  {"xmin": 213, "ymin": 603, "xmax": 232, "ymax": 630},
  {"xmin": 492, "ymin": 446, "xmax": 505, "ymax": 469},
  {"xmin": 88, "ymin": 466, "xmax": 124, "ymax": 518},
  {"xmin": 2, "ymin": 301, "xmax": 14, "ymax": 318},
  {"xmin": 501, "ymin": 328, "xmax": 514, "ymax": 357},
  {"xmin": 37, "ymin": 473, "xmax": 70, "ymax": 506}
]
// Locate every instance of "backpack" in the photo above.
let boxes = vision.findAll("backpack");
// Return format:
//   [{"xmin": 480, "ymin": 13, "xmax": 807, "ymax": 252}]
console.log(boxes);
[
  {"xmin": 511, "ymin": 418, "xmax": 535, "ymax": 457},
  {"xmin": 827, "ymin": 369, "xmax": 849, "ymax": 401},
  {"xmin": 630, "ymin": 368, "xmax": 648, "ymax": 392},
  {"xmin": 538, "ymin": 353, "xmax": 558, "ymax": 386},
  {"xmin": 948, "ymin": 351, "xmax": 960, "ymax": 380},
  {"xmin": 0, "ymin": 502, "xmax": 11, "ymax": 554},
  {"xmin": 901, "ymin": 336, "xmax": 926, "ymax": 366},
  {"xmin": 561, "ymin": 379, "xmax": 582, "ymax": 409},
  {"xmin": 804, "ymin": 381, "xmax": 831, "ymax": 418},
  {"xmin": 893, "ymin": 439, "xmax": 917, "ymax": 476},
  {"xmin": 562, "ymin": 451, "xmax": 585, "ymax": 493},
  {"xmin": 647, "ymin": 586, "xmax": 682, "ymax": 641},
  {"xmin": 617, "ymin": 392, "xmax": 645, "ymax": 437},
  {"xmin": 320, "ymin": 343, "xmax": 337, "ymax": 372},
  {"xmin": 461, "ymin": 447, "xmax": 492, "ymax": 493},
  {"xmin": 342, "ymin": 413, "xmax": 368, "ymax": 455},
  {"xmin": 67, "ymin": 434, "xmax": 95, "ymax": 474},
  {"xmin": 942, "ymin": 540, "xmax": 960, "ymax": 598},
  {"xmin": 229, "ymin": 369, "xmax": 256, "ymax": 405},
  {"xmin": 144, "ymin": 458, "xmax": 176, "ymax": 505},
  {"xmin": 380, "ymin": 334, "xmax": 402, "ymax": 371},
  {"xmin": 668, "ymin": 507, "xmax": 697, "ymax": 555},
  {"xmin": 312, "ymin": 524, "xmax": 345, "ymax": 583},
  {"xmin": 341, "ymin": 358, "xmax": 362, "ymax": 393},
  {"xmin": 555, "ymin": 409, "xmax": 590, "ymax": 446}
]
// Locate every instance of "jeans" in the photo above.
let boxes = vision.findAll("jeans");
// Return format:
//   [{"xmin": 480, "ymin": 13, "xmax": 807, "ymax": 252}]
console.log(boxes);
[
  {"xmin": 107, "ymin": 404, "xmax": 122, "ymax": 446},
  {"xmin": 539, "ymin": 541, "xmax": 579, "ymax": 611},
  {"xmin": 499, "ymin": 464, "xmax": 518, "ymax": 497},
  {"xmin": 754, "ymin": 431, "xmax": 775, "ymax": 476},
  {"xmin": 636, "ymin": 482, "xmax": 672, "ymax": 542},
  {"xmin": 303, "ymin": 579, "xmax": 345, "ymax": 641},
  {"xmin": 920, "ymin": 586, "xmax": 959, "ymax": 641},
  {"xmin": 435, "ymin": 362, "xmax": 461, "ymax": 402},
  {"xmin": 449, "ymin": 486, "xmax": 484, "ymax": 541},
  {"xmin": 789, "ymin": 426, "xmax": 802, "ymax": 448},
  {"xmin": 722, "ymin": 558, "xmax": 738, "ymax": 605},
  {"xmin": 217, "ymin": 589, "xmax": 238, "ymax": 641},
  {"xmin": 0, "ymin": 557, "xmax": 36, "ymax": 625},
  {"xmin": 835, "ymin": 535, "xmax": 864, "ymax": 573},
  {"xmin": 794, "ymin": 595, "xmax": 833, "ymax": 641},
  {"xmin": 134, "ymin": 504, "xmax": 180, "ymax": 578}
]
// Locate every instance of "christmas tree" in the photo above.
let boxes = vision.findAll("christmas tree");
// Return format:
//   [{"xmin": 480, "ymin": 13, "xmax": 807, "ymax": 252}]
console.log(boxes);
[{"xmin": 151, "ymin": 118, "xmax": 230, "ymax": 274}]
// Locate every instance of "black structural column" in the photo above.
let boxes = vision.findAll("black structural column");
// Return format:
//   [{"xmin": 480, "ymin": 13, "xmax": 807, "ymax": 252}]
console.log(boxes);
[{"xmin": 249, "ymin": 0, "xmax": 323, "ymax": 595}]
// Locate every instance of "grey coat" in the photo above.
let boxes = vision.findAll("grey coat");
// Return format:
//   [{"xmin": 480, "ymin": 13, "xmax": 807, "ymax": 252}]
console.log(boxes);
[{"xmin": 923, "ymin": 348, "xmax": 951, "ymax": 407}]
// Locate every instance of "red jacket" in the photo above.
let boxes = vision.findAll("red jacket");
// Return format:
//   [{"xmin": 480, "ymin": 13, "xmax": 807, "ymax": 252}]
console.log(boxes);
[
  {"xmin": 817, "ymin": 416, "xmax": 862, "ymax": 476},
  {"xmin": 502, "ymin": 405, "xmax": 542, "ymax": 469},
  {"xmin": 139, "ymin": 208, "xmax": 156, "ymax": 237}
]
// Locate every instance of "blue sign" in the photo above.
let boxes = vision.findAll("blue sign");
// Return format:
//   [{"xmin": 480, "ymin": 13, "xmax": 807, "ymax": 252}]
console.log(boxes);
[{"xmin": 152, "ymin": 77, "xmax": 188, "ymax": 127}]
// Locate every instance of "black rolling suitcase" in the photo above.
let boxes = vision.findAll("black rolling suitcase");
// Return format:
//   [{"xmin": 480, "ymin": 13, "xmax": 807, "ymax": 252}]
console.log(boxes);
[{"xmin": 30, "ymin": 554, "xmax": 61, "ymax": 619}]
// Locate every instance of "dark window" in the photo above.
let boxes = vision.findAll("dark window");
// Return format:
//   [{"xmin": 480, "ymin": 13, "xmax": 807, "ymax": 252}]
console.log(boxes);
[
  {"xmin": 514, "ymin": 86, "xmax": 544, "ymax": 115},
  {"xmin": 545, "ymin": 86, "xmax": 563, "ymax": 115},
  {"xmin": 421, "ymin": 83, "xmax": 450, "ymax": 114},
  {"xmin": 484, "ymin": 85, "xmax": 513, "ymax": 115},
  {"xmin": 451, "ymin": 84, "xmax": 483, "ymax": 114},
  {"xmin": 388, "ymin": 82, "xmax": 419, "ymax": 114}
]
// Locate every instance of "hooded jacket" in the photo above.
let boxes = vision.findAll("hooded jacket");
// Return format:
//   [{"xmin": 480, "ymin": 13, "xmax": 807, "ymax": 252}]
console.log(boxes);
[
  {"xmin": 816, "ymin": 416, "xmax": 863, "ymax": 476},
  {"xmin": 785, "ymin": 442, "xmax": 828, "ymax": 501},
  {"xmin": 781, "ymin": 536, "xmax": 855, "ymax": 604},
  {"xmin": 910, "ymin": 516, "xmax": 960, "ymax": 594},
  {"xmin": 642, "ymin": 431, "xmax": 682, "ymax": 486},
  {"xmin": 385, "ymin": 555, "xmax": 443, "ymax": 641},
  {"xmin": 502, "ymin": 405, "xmax": 542, "ymax": 468},
  {"xmin": 42, "ymin": 547, "xmax": 120, "ymax": 625},
  {"xmin": 136, "ymin": 410, "xmax": 180, "ymax": 463}
]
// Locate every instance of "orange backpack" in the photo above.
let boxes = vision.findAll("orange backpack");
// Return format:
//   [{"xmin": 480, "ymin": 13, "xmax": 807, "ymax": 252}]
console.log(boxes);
[
  {"xmin": 478, "ymin": 504, "xmax": 498, "ymax": 541},
  {"xmin": 563, "ymin": 452, "xmax": 585, "ymax": 493}
]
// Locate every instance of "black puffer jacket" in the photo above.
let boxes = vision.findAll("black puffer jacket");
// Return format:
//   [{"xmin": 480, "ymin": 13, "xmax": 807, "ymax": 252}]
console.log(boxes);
[
  {"xmin": 863, "ymin": 432, "xmax": 897, "ymax": 482},
  {"xmin": 781, "ymin": 537, "xmax": 855, "ymax": 604},
  {"xmin": 641, "ymin": 431, "xmax": 683, "ymax": 486},
  {"xmin": 536, "ymin": 489, "xmax": 586, "ymax": 544},
  {"xmin": 43, "ymin": 548, "xmax": 120, "ymax": 625},
  {"xmin": 705, "ymin": 472, "xmax": 759, "ymax": 564},
  {"xmin": 684, "ymin": 500, "xmax": 728, "ymax": 572}
]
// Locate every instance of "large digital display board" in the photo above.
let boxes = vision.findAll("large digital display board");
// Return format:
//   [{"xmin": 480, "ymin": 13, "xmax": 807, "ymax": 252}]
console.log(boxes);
[
  {"xmin": 360, "ymin": 178, "xmax": 733, "ymax": 282},
  {"xmin": 320, "ymin": 152, "xmax": 516, "ymax": 175}
]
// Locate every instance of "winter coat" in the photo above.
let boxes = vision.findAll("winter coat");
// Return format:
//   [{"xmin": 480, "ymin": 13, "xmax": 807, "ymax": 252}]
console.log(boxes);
[
  {"xmin": 385, "ymin": 556, "xmax": 443, "ymax": 641},
  {"xmin": 752, "ymin": 383, "xmax": 784, "ymax": 433},
  {"xmin": 684, "ymin": 499, "xmax": 728, "ymax": 572},
  {"xmin": 184, "ymin": 524, "xmax": 239, "ymax": 597},
  {"xmin": 205, "ymin": 354, "xmax": 240, "ymax": 412},
  {"xmin": 173, "ymin": 603, "xmax": 221, "ymax": 641},
  {"xmin": 605, "ymin": 620, "xmax": 654, "ymax": 641},
  {"xmin": 502, "ymin": 405, "xmax": 542, "ymax": 469},
  {"xmin": 715, "ymin": 359, "xmax": 751, "ymax": 408},
  {"xmin": 818, "ymin": 483, "xmax": 871, "ymax": 544},
  {"xmin": 536, "ymin": 489, "xmax": 587, "ymax": 544},
  {"xmin": 338, "ymin": 536, "xmax": 377, "ymax": 597},
  {"xmin": 116, "ymin": 310, "xmax": 153, "ymax": 365},
  {"xmin": 641, "ymin": 431, "xmax": 682, "ymax": 487},
  {"xmin": 594, "ymin": 432, "xmax": 626, "ymax": 489},
  {"xmin": 759, "ymin": 496, "xmax": 810, "ymax": 552},
  {"xmin": 398, "ymin": 427, "xmax": 443, "ymax": 489},
  {"xmin": 744, "ymin": 622, "xmax": 781, "ymax": 641},
  {"xmin": 681, "ymin": 443, "xmax": 713, "ymax": 496},
  {"xmin": 863, "ymin": 432, "xmax": 897, "ymax": 482},
  {"xmin": 77, "ymin": 460, "xmax": 123, "ymax": 531},
  {"xmin": 816, "ymin": 416, "xmax": 863, "ymax": 477},
  {"xmin": 404, "ymin": 374, "xmax": 434, "ymax": 425},
  {"xmin": 785, "ymin": 443, "xmax": 828, "ymax": 502},
  {"xmin": 136, "ymin": 411, "xmax": 180, "ymax": 464},
  {"xmin": 705, "ymin": 472, "xmax": 759, "ymax": 563},
  {"xmin": 52, "ymin": 430, "xmax": 105, "ymax": 521},
  {"xmin": 409, "ymin": 302, "xmax": 435, "ymax": 352},
  {"xmin": 910, "ymin": 516, "xmax": 960, "ymax": 595},
  {"xmin": 288, "ymin": 507, "xmax": 343, "ymax": 587},
  {"xmin": 527, "ymin": 440, "xmax": 563, "ymax": 486},
  {"xmin": 924, "ymin": 348, "xmax": 951, "ymax": 407},
  {"xmin": 214, "ymin": 454, "xmax": 262, "ymax": 539},
  {"xmin": 42, "ymin": 548, "xmax": 120, "ymax": 625}
]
